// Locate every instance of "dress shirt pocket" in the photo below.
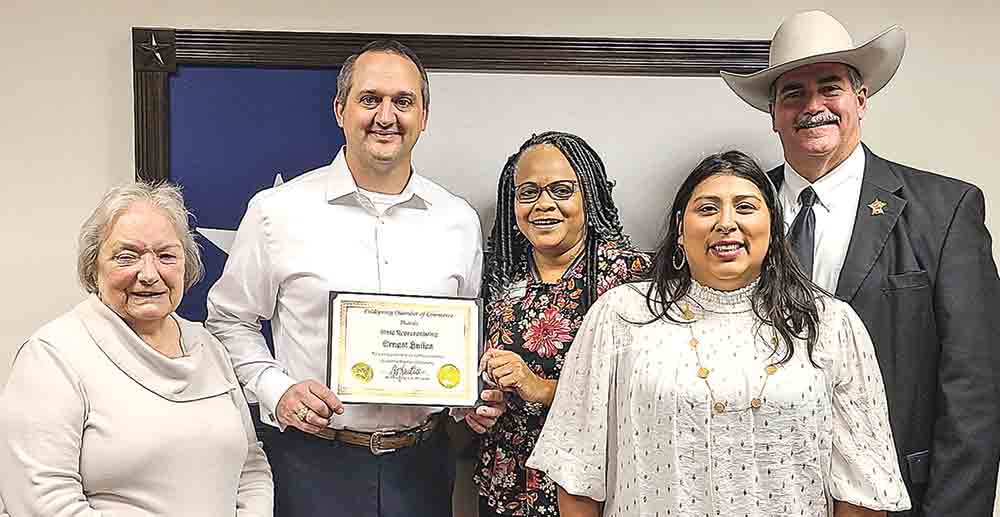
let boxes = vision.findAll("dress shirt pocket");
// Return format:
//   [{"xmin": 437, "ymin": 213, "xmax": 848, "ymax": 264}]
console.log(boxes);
[
  {"xmin": 882, "ymin": 270, "xmax": 930, "ymax": 292},
  {"xmin": 905, "ymin": 449, "xmax": 930, "ymax": 485}
]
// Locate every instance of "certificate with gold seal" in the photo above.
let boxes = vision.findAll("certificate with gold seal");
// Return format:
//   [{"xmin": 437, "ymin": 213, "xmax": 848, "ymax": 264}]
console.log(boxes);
[{"xmin": 326, "ymin": 292, "xmax": 483, "ymax": 407}]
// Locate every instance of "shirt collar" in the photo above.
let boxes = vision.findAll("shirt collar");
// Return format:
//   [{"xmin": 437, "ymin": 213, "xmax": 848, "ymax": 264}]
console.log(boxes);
[
  {"xmin": 782, "ymin": 143, "xmax": 865, "ymax": 212},
  {"xmin": 326, "ymin": 147, "xmax": 432, "ymax": 209}
]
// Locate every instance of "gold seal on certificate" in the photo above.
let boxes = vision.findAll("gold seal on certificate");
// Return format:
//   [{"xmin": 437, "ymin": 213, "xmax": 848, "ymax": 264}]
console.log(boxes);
[
  {"xmin": 437, "ymin": 364, "xmax": 461, "ymax": 388},
  {"xmin": 351, "ymin": 362, "xmax": 374, "ymax": 383},
  {"xmin": 327, "ymin": 292, "xmax": 483, "ymax": 407}
]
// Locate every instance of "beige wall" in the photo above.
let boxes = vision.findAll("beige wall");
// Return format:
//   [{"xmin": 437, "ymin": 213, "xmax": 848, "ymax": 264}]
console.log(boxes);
[
  {"xmin": 5, "ymin": 0, "xmax": 999, "ymax": 377},
  {"xmin": 2, "ymin": 0, "xmax": 998, "ymax": 512}
]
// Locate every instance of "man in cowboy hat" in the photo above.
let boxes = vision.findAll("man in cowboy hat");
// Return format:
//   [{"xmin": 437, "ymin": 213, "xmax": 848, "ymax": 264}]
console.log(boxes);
[{"xmin": 722, "ymin": 10, "xmax": 1000, "ymax": 516}]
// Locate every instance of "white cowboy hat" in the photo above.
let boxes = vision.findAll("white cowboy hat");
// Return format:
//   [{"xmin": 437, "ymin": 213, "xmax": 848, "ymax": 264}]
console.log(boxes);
[{"xmin": 720, "ymin": 10, "xmax": 906, "ymax": 112}]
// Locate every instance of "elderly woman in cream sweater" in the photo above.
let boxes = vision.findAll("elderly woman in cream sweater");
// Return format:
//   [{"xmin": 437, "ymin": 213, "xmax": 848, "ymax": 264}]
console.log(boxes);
[{"xmin": 0, "ymin": 182, "xmax": 273, "ymax": 516}]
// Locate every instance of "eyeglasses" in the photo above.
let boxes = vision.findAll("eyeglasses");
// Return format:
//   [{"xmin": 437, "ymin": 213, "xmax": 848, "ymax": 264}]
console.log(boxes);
[{"xmin": 514, "ymin": 180, "xmax": 579, "ymax": 203}]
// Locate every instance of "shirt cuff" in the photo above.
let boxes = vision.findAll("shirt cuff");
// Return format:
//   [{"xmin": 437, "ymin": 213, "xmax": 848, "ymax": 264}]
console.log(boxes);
[
  {"xmin": 256, "ymin": 367, "xmax": 297, "ymax": 431},
  {"xmin": 449, "ymin": 407, "xmax": 472, "ymax": 422}
]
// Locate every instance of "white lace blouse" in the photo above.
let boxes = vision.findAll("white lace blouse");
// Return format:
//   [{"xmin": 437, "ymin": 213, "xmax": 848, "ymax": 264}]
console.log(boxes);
[{"xmin": 526, "ymin": 280, "xmax": 910, "ymax": 516}]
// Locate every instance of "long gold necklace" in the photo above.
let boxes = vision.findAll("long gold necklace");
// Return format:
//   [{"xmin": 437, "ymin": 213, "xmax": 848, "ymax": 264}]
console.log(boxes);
[{"xmin": 681, "ymin": 302, "xmax": 780, "ymax": 415}]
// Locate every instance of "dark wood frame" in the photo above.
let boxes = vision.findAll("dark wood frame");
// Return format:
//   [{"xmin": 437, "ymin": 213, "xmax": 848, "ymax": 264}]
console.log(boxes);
[{"xmin": 132, "ymin": 27, "xmax": 769, "ymax": 182}]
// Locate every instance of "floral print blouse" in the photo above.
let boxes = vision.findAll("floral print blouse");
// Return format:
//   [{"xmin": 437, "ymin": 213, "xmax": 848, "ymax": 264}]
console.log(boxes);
[{"xmin": 475, "ymin": 239, "xmax": 650, "ymax": 516}]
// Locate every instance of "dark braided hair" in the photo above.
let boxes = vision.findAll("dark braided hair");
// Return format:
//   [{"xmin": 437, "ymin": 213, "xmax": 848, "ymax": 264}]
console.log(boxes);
[
  {"xmin": 484, "ymin": 131, "xmax": 631, "ymax": 311},
  {"xmin": 642, "ymin": 150, "xmax": 823, "ymax": 365}
]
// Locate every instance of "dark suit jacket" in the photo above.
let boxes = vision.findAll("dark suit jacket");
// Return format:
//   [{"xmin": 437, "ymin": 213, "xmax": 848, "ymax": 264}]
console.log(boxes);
[{"xmin": 769, "ymin": 144, "xmax": 1000, "ymax": 516}]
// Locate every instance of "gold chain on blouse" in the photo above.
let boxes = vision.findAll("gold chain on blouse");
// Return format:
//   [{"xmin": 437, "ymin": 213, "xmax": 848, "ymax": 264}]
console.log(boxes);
[{"xmin": 681, "ymin": 302, "xmax": 781, "ymax": 415}]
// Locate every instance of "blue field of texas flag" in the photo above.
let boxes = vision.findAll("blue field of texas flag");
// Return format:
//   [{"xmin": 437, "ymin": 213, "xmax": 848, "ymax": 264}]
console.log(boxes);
[{"xmin": 169, "ymin": 65, "xmax": 346, "ymax": 325}]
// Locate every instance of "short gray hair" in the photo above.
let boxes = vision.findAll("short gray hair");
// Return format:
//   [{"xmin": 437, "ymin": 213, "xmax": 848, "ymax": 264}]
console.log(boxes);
[
  {"xmin": 768, "ymin": 64, "xmax": 865, "ymax": 108},
  {"xmin": 335, "ymin": 40, "xmax": 430, "ymax": 111},
  {"xmin": 77, "ymin": 181, "xmax": 204, "ymax": 294}
]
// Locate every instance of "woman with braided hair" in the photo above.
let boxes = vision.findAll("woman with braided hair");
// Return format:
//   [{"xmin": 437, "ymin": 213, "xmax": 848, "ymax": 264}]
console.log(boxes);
[{"xmin": 475, "ymin": 131, "xmax": 649, "ymax": 517}]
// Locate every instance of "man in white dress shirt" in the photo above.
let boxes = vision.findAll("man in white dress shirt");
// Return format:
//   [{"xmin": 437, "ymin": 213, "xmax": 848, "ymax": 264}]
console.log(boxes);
[
  {"xmin": 207, "ymin": 40, "xmax": 505, "ymax": 517},
  {"xmin": 722, "ymin": 11, "xmax": 1000, "ymax": 516}
]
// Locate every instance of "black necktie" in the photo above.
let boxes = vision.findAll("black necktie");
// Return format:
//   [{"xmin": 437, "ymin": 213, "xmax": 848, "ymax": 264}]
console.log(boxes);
[{"xmin": 788, "ymin": 186, "xmax": 817, "ymax": 279}]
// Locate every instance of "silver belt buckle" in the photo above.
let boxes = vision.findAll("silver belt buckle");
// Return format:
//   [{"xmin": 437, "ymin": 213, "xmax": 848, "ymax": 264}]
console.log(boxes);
[{"xmin": 369, "ymin": 431, "xmax": 397, "ymax": 456}]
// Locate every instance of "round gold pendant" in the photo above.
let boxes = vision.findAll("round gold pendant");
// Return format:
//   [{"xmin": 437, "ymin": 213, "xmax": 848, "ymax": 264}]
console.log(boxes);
[
  {"xmin": 750, "ymin": 398, "xmax": 763, "ymax": 409},
  {"xmin": 713, "ymin": 402, "xmax": 726, "ymax": 414},
  {"xmin": 765, "ymin": 365, "xmax": 778, "ymax": 375},
  {"xmin": 689, "ymin": 337, "xmax": 699, "ymax": 349},
  {"xmin": 697, "ymin": 367, "xmax": 710, "ymax": 379}
]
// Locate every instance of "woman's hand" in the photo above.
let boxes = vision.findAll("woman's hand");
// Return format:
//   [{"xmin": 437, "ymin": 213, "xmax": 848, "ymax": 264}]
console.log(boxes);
[{"xmin": 482, "ymin": 349, "xmax": 557, "ymax": 406}]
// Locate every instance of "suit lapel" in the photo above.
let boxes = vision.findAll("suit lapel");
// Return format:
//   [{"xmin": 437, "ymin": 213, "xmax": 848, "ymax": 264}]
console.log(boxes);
[
  {"xmin": 766, "ymin": 164, "xmax": 783, "ymax": 191},
  {"xmin": 835, "ymin": 145, "xmax": 906, "ymax": 302}
]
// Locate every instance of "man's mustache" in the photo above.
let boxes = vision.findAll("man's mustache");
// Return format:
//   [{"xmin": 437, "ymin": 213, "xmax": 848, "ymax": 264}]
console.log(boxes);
[{"xmin": 793, "ymin": 112, "xmax": 840, "ymax": 130}]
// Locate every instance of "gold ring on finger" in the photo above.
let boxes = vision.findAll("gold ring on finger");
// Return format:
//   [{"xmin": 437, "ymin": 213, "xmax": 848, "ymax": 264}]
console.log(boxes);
[{"xmin": 295, "ymin": 406, "xmax": 310, "ymax": 422}]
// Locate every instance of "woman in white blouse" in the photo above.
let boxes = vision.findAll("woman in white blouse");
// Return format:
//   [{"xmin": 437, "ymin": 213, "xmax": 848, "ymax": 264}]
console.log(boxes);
[
  {"xmin": 527, "ymin": 151, "xmax": 910, "ymax": 516},
  {"xmin": 0, "ymin": 183, "xmax": 273, "ymax": 516}
]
